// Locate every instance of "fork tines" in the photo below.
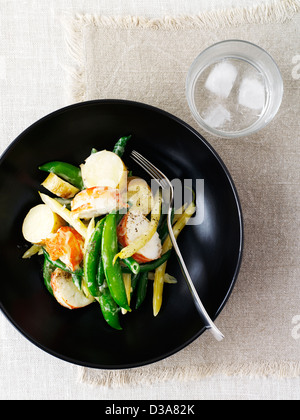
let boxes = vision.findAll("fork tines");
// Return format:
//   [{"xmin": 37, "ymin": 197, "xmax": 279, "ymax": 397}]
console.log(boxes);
[{"xmin": 130, "ymin": 150, "xmax": 170, "ymax": 190}]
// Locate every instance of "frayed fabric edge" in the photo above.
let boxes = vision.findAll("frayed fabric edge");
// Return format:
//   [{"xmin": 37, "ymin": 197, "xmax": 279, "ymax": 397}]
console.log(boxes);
[
  {"xmin": 62, "ymin": 0, "xmax": 300, "ymax": 103},
  {"xmin": 61, "ymin": 14, "xmax": 87, "ymax": 103},
  {"xmin": 67, "ymin": 0, "xmax": 300, "ymax": 31},
  {"xmin": 77, "ymin": 361, "xmax": 300, "ymax": 388},
  {"xmin": 63, "ymin": 1, "xmax": 300, "ymax": 387}
]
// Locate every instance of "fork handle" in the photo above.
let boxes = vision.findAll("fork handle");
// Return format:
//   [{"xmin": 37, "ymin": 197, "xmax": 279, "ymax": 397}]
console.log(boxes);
[{"xmin": 167, "ymin": 210, "xmax": 224, "ymax": 341}]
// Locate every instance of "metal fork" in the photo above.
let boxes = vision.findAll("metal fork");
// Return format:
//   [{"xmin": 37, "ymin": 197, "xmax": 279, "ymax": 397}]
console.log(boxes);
[{"xmin": 131, "ymin": 150, "xmax": 224, "ymax": 341}]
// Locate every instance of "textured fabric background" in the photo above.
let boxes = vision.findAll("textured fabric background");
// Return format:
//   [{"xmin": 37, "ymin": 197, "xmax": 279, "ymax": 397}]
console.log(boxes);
[
  {"xmin": 65, "ymin": 3, "xmax": 300, "ymax": 387},
  {"xmin": 1, "ymin": 0, "xmax": 300, "ymax": 400}
]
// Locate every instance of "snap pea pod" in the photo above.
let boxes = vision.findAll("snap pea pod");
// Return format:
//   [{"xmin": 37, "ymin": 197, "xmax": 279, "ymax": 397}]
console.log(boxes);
[
  {"xmin": 43, "ymin": 257, "xmax": 55, "ymax": 296},
  {"xmin": 39, "ymin": 161, "xmax": 84, "ymax": 190},
  {"xmin": 101, "ymin": 213, "xmax": 131, "ymax": 311},
  {"xmin": 97, "ymin": 256, "xmax": 105, "ymax": 288},
  {"xmin": 97, "ymin": 287, "xmax": 122, "ymax": 330},
  {"xmin": 84, "ymin": 218, "xmax": 105, "ymax": 297},
  {"xmin": 96, "ymin": 257, "xmax": 122, "ymax": 330},
  {"xmin": 135, "ymin": 272, "xmax": 149, "ymax": 309},
  {"xmin": 121, "ymin": 249, "xmax": 172, "ymax": 274},
  {"xmin": 113, "ymin": 135, "xmax": 132, "ymax": 157},
  {"xmin": 118, "ymin": 245, "xmax": 140, "ymax": 275},
  {"xmin": 122, "ymin": 256, "xmax": 140, "ymax": 274}
]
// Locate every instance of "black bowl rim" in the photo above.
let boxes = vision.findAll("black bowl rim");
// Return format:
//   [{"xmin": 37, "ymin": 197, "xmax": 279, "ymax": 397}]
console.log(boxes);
[{"xmin": 0, "ymin": 99, "xmax": 244, "ymax": 369}]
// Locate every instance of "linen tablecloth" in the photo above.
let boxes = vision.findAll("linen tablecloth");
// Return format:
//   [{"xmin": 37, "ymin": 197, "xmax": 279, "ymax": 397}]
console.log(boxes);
[
  {"xmin": 61, "ymin": 0, "xmax": 300, "ymax": 387},
  {"xmin": 1, "ymin": 0, "xmax": 300, "ymax": 399}
]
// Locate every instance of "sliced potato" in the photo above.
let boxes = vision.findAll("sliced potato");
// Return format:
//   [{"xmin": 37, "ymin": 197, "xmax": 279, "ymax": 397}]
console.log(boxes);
[
  {"xmin": 127, "ymin": 177, "xmax": 153, "ymax": 215},
  {"xmin": 81, "ymin": 150, "xmax": 127, "ymax": 189},
  {"xmin": 41, "ymin": 173, "xmax": 79, "ymax": 198},
  {"xmin": 50, "ymin": 268, "xmax": 94, "ymax": 309},
  {"xmin": 22, "ymin": 204, "xmax": 65, "ymax": 244}
]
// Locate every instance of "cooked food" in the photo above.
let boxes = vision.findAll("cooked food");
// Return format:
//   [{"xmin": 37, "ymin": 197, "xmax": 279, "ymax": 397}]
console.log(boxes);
[
  {"xmin": 45, "ymin": 226, "xmax": 84, "ymax": 272},
  {"xmin": 51, "ymin": 268, "xmax": 94, "ymax": 309},
  {"xmin": 22, "ymin": 135, "xmax": 195, "ymax": 329},
  {"xmin": 39, "ymin": 192, "xmax": 88, "ymax": 238},
  {"xmin": 22, "ymin": 204, "xmax": 65, "ymax": 244},
  {"xmin": 81, "ymin": 150, "xmax": 127, "ymax": 189},
  {"xmin": 127, "ymin": 176, "xmax": 153, "ymax": 215},
  {"xmin": 71, "ymin": 186, "xmax": 127, "ymax": 219},
  {"xmin": 117, "ymin": 212, "xmax": 162, "ymax": 263},
  {"xmin": 41, "ymin": 173, "xmax": 80, "ymax": 198}
]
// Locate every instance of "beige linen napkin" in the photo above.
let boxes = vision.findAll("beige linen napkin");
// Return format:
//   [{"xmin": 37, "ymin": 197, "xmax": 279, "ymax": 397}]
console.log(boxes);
[{"xmin": 63, "ymin": 0, "xmax": 300, "ymax": 387}]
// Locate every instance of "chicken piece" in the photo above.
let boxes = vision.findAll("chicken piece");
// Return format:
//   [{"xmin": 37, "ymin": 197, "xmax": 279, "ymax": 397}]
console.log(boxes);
[
  {"xmin": 117, "ymin": 212, "xmax": 162, "ymax": 263},
  {"xmin": 51, "ymin": 268, "xmax": 94, "ymax": 309},
  {"xmin": 45, "ymin": 226, "xmax": 84, "ymax": 272},
  {"xmin": 71, "ymin": 186, "xmax": 127, "ymax": 219}
]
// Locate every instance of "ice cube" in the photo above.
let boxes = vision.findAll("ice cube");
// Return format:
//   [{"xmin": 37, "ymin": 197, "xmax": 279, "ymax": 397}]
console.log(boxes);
[
  {"xmin": 203, "ymin": 104, "xmax": 231, "ymax": 128},
  {"xmin": 238, "ymin": 77, "xmax": 265, "ymax": 110},
  {"xmin": 205, "ymin": 61, "xmax": 238, "ymax": 98}
]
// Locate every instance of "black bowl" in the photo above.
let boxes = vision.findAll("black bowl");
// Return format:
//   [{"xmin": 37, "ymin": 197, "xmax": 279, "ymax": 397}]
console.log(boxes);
[{"xmin": 0, "ymin": 100, "xmax": 243, "ymax": 369}]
